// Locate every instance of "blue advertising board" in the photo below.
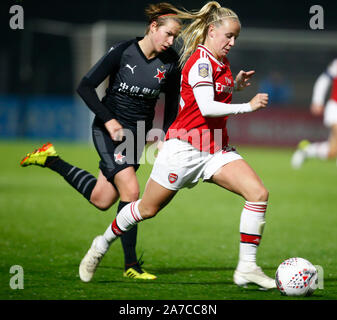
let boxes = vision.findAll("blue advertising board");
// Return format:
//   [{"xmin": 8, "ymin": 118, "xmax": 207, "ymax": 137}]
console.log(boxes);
[{"xmin": 0, "ymin": 95, "xmax": 91, "ymax": 141}]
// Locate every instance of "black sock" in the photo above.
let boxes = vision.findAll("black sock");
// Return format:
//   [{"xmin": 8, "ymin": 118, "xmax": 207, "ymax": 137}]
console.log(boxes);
[
  {"xmin": 45, "ymin": 156, "xmax": 97, "ymax": 201},
  {"xmin": 118, "ymin": 201, "xmax": 140, "ymax": 271}
]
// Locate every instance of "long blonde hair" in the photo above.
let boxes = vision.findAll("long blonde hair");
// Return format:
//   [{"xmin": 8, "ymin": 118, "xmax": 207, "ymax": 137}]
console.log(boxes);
[{"xmin": 173, "ymin": 2, "xmax": 240, "ymax": 67}]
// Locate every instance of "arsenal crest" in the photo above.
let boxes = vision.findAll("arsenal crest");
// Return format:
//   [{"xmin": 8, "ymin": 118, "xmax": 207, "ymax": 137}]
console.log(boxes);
[{"xmin": 168, "ymin": 173, "xmax": 178, "ymax": 184}]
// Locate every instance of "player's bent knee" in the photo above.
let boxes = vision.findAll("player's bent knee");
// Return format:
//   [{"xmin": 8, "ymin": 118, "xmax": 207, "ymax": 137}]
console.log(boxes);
[
  {"xmin": 90, "ymin": 193, "xmax": 114, "ymax": 211},
  {"xmin": 255, "ymin": 187, "xmax": 269, "ymax": 202},
  {"xmin": 123, "ymin": 190, "xmax": 140, "ymax": 202},
  {"xmin": 138, "ymin": 203, "xmax": 159, "ymax": 220},
  {"xmin": 245, "ymin": 186, "xmax": 269, "ymax": 202},
  {"xmin": 91, "ymin": 200, "xmax": 113, "ymax": 211},
  {"xmin": 117, "ymin": 184, "xmax": 140, "ymax": 202}
]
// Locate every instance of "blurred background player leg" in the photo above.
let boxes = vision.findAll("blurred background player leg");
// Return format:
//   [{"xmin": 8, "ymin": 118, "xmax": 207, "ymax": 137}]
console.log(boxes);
[
  {"xmin": 292, "ymin": 121, "xmax": 337, "ymax": 169},
  {"xmin": 292, "ymin": 59, "xmax": 337, "ymax": 169}
]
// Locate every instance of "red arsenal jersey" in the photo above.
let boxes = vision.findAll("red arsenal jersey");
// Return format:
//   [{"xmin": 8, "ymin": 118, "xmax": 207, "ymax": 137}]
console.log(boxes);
[{"xmin": 166, "ymin": 44, "xmax": 234, "ymax": 153}]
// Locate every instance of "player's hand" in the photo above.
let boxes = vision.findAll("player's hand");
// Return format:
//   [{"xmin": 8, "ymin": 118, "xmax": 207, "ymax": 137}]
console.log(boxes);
[
  {"xmin": 104, "ymin": 119, "xmax": 124, "ymax": 141},
  {"xmin": 310, "ymin": 103, "xmax": 324, "ymax": 116},
  {"xmin": 235, "ymin": 70, "xmax": 255, "ymax": 91},
  {"xmin": 249, "ymin": 93, "xmax": 269, "ymax": 111}
]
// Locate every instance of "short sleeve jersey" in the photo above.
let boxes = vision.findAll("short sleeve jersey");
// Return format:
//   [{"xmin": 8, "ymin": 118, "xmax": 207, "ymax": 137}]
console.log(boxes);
[
  {"xmin": 326, "ymin": 59, "xmax": 337, "ymax": 102},
  {"xmin": 166, "ymin": 44, "xmax": 234, "ymax": 153}
]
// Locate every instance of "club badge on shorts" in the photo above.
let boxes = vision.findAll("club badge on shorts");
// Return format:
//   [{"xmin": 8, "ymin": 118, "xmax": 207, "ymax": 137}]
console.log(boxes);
[
  {"xmin": 114, "ymin": 152, "xmax": 125, "ymax": 164},
  {"xmin": 198, "ymin": 63, "xmax": 209, "ymax": 78},
  {"xmin": 168, "ymin": 173, "xmax": 178, "ymax": 184}
]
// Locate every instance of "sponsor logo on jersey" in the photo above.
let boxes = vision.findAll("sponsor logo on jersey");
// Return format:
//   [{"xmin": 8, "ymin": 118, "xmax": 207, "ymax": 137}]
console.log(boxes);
[
  {"xmin": 215, "ymin": 82, "xmax": 233, "ymax": 94},
  {"xmin": 168, "ymin": 173, "xmax": 178, "ymax": 184},
  {"xmin": 225, "ymin": 77, "xmax": 232, "ymax": 85},
  {"xmin": 118, "ymin": 82, "xmax": 160, "ymax": 98},
  {"xmin": 125, "ymin": 64, "xmax": 137, "ymax": 74},
  {"xmin": 198, "ymin": 63, "xmax": 209, "ymax": 78}
]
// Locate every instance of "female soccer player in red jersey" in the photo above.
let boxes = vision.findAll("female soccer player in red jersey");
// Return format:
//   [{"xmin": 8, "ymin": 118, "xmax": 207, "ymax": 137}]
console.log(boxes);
[{"xmin": 80, "ymin": 1, "xmax": 276, "ymax": 290}]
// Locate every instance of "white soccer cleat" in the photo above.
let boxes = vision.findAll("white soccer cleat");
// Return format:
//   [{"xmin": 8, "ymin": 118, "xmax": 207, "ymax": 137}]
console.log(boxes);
[
  {"xmin": 79, "ymin": 236, "xmax": 105, "ymax": 282},
  {"xmin": 234, "ymin": 264, "xmax": 276, "ymax": 290},
  {"xmin": 291, "ymin": 140, "xmax": 310, "ymax": 169},
  {"xmin": 291, "ymin": 149, "xmax": 306, "ymax": 169}
]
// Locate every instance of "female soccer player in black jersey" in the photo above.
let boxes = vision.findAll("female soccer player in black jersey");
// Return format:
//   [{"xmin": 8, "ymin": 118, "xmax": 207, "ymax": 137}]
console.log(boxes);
[{"xmin": 20, "ymin": 3, "xmax": 182, "ymax": 281}]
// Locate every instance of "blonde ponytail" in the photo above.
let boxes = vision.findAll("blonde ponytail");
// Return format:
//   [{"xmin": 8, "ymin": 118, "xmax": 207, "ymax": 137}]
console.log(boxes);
[{"xmin": 173, "ymin": 1, "xmax": 240, "ymax": 67}]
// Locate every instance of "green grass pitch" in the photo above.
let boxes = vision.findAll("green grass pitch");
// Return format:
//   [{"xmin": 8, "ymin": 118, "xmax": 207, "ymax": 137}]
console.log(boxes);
[{"xmin": 0, "ymin": 140, "xmax": 336, "ymax": 300}]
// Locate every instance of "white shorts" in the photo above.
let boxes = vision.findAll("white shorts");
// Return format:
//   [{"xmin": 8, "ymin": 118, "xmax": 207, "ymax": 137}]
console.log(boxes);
[
  {"xmin": 324, "ymin": 100, "xmax": 337, "ymax": 127},
  {"xmin": 150, "ymin": 139, "xmax": 243, "ymax": 191}
]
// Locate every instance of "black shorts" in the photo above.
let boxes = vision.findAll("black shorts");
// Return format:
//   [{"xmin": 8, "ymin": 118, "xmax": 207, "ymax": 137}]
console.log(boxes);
[{"xmin": 91, "ymin": 118, "xmax": 145, "ymax": 183}]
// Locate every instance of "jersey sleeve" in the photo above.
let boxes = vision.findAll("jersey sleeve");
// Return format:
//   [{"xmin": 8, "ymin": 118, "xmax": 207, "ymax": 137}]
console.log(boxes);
[
  {"xmin": 188, "ymin": 57, "xmax": 213, "ymax": 89},
  {"xmin": 326, "ymin": 59, "xmax": 337, "ymax": 78},
  {"xmin": 76, "ymin": 41, "xmax": 132, "ymax": 123},
  {"xmin": 311, "ymin": 59, "xmax": 337, "ymax": 105},
  {"xmin": 162, "ymin": 63, "xmax": 180, "ymax": 133}
]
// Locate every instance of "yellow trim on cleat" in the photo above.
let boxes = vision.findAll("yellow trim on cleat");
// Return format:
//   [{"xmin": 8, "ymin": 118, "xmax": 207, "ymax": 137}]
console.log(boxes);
[
  {"xmin": 298, "ymin": 139, "xmax": 310, "ymax": 150},
  {"xmin": 123, "ymin": 268, "xmax": 157, "ymax": 280},
  {"xmin": 20, "ymin": 142, "xmax": 58, "ymax": 167}
]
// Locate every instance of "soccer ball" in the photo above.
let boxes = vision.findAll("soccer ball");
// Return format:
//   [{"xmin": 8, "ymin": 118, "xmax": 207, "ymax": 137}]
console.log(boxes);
[{"xmin": 275, "ymin": 257, "xmax": 317, "ymax": 296}]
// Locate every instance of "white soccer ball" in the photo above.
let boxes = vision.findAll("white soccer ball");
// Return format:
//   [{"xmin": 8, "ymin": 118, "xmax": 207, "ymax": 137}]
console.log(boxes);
[{"xmin": 275, "ymin": 257, "xmax": 317, "ymax": 296}]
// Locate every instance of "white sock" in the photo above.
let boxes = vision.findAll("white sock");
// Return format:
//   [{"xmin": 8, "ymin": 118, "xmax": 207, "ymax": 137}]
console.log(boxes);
[
  {"xmin": 238, "ymin": 201, "xmax": 267, "ymax": 270},
  {"xmin": 304, "ymin": 141, "xmax": 329, "ymax": 159},
  {"xmin": 99, "ymin": 200, "xmax": 143, "ymax": 251}
]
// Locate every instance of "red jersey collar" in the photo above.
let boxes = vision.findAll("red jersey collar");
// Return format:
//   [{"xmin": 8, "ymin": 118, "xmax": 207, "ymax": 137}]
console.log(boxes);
[{"xmin": 197, "ymin": 44, "xmax": 226, "ymax": 67}]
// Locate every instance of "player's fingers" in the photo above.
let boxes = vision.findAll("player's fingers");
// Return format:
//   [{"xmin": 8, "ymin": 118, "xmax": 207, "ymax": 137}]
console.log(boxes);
[
  {"xmin": 259, "ymin": 96, "xmax": 268, "ymax": 105},
  {"xmin": 244, "ymin": 70, "xmax": 255, "ymax": 78},
  {"xmin": 261, "ymin": 99, "xmax": 268, "ymax": 106},
  {"xmin": 259, "ymin": 94, "xmax": 269, "ymax": 102}
]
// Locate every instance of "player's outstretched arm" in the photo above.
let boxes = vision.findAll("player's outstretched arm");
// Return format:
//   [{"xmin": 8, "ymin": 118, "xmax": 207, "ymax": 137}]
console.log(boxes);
[{"xmin": 193, "ymin": 85, "xmax": 268, "ymax": 117}]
